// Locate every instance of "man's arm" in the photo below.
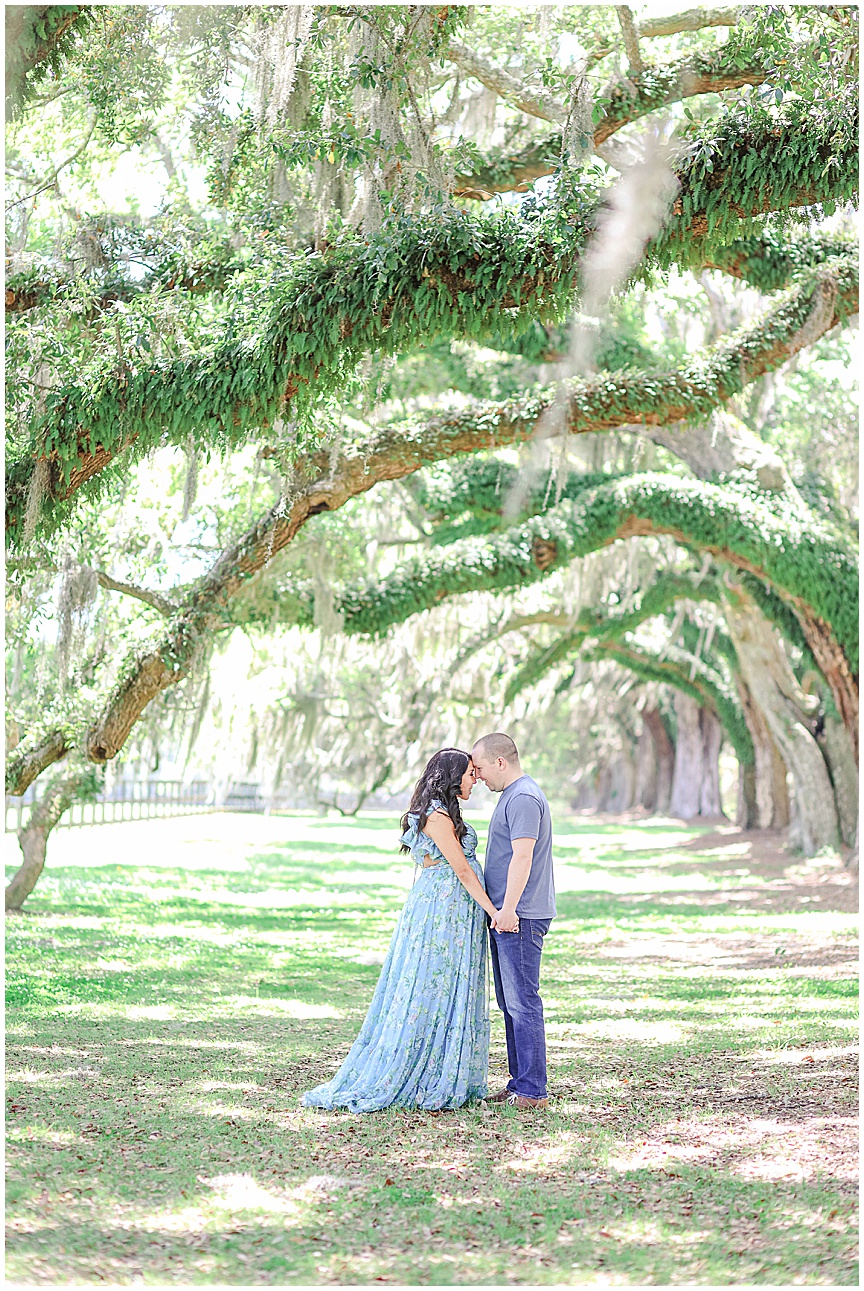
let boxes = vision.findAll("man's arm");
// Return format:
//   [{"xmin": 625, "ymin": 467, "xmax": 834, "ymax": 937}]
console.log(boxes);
[{"xmin": 493, "ymin": 837, "xmax": 536, "ymax": 932}]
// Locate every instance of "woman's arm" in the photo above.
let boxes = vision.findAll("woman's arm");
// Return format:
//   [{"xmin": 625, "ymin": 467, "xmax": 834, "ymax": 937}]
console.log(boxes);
[{"xmin": 424, "ymin": 811, "xmax": 498, "ymax": 920}]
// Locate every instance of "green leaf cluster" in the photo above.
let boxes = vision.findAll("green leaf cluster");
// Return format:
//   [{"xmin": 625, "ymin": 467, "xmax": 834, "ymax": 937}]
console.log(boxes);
[{"xmin": 328, "ymin": 472, "xmax": 858, "ymax": 675}]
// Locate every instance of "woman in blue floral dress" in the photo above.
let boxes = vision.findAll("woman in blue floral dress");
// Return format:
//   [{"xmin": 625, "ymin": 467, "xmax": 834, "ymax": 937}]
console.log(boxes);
[{"xmin": 302, "ymin": 748, "xmax": 499, "ymax": 1112}]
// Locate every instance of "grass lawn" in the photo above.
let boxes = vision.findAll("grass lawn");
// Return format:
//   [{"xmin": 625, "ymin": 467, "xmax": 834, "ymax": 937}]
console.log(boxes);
[{"xmin": 5, "ymin": 809, "xmax": 858, "ymax": 1285}]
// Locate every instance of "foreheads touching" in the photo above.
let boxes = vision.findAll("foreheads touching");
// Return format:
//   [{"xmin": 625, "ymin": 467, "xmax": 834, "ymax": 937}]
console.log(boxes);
[{"xmin": 471, "ymin": 732, "xmax": 520, "ymax": 792}]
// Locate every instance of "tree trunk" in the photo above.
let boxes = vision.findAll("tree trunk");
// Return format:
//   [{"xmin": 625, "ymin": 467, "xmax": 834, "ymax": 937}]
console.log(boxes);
[
  {"xmin": 846, "ymin": 817, "xmax": 858, "ymax": 873},
  {"xmin": 599, "ymin": 753, "xmax": 636, "ymax": 813},
  {"xmin": 725, "ymin": 593, "xmax": 839, "ymax": 856},
  {"xmin": 699, "ymin": 707, "xmax": 725, "ymax": 817},
  {"xmin": 634, "ymin": 719, "xmax": 657, "ymax": 811},
  {"xmin": 594, "ymin": 765, "xmax": 612, "ymax": 812},
  {"xmin": 669, "ymin": 692, "xmax": 703, "ymax": 819},
  {"xmin": 647, "ymin": 407, "xmax": 858, "ymax": 765},
  {"xmin": 734, "ymin": 673, "xmax": 790, "ymax": 829},
  {"xmin": 641, "ymin": 706, "xmax": 674, "ymax": 814},
  {"xmin": 571, "ymin": 770, "xmax": 600, "ymax": 811},
  {"xmin": 819, "ymin": 713, "xmax": 859, "ymax": 848},
  {"xmin": 668, "ymin": 695, "xmax": 726, "ymax": 821},
  {"xmin": 797, "ymin": 613, "xmax": 859, "ymax": 765},
  {"xmin": 737, "ymin": 762, "xmax": 759, "ymax": 830},
  {"xmin": 6, "ymin": 768, "xmax": 80, "ymax": 911}
]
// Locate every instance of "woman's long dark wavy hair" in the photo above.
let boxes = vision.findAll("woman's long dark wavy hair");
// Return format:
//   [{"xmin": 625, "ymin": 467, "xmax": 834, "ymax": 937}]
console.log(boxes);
[{"xmin": 400, "ymin": 748, "xmax": 470, "ymax": 850}]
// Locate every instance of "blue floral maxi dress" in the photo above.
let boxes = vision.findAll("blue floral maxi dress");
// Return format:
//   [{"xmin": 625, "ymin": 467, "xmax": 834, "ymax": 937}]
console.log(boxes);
[{"xmin": 301, "ymin": 809, "xmax": 489, "ymax": 1112}]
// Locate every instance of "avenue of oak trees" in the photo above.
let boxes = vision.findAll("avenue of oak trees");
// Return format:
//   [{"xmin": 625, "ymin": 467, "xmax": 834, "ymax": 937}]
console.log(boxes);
[{"xmin": 5, "ymin": 4, "xmax": 859, "ymax": 909}]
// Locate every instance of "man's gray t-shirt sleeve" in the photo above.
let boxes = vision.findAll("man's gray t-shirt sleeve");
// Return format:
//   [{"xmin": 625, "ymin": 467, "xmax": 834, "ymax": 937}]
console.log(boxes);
[{"xmin": 507, "ymin": 794, "xmax": 542, "ymax": 841}]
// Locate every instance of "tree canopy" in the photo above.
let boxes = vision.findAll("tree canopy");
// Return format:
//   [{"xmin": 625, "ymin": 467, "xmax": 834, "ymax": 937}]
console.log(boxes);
[{"xmin": 5, "ymin": 3, "xmax": 859, "ymax": 907}]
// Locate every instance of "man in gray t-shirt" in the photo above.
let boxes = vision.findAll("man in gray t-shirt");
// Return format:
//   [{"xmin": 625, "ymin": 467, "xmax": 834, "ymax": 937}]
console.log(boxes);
[{"xmin": 472, "ymin": 731, "xmax": 555, "ymax": 1109}]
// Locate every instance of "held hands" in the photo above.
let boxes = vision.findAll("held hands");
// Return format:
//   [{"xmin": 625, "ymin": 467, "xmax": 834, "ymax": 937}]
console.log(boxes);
[{"xmin": 491, "ymin": 907, "xmax": 520, "ymax": 933}]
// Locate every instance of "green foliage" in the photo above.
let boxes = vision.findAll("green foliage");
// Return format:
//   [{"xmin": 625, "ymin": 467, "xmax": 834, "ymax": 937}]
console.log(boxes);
[
  {"xmin": 498, "ymin": 571, "xmax": 754, "ymax": 765},
  {"xmin": 459, "ymin": 8, "xmax": 857, "ymax": 204},
  {"xmin": 329, "ymin": 473, "xmax": 858, "ymax": 674},
  {"xmin": 705, "ymin": 229, "xmax": 857, "ymax": 292},
  {"xmin": 73, "ymin": 7, "xmax": 172, "ymax": 145},
  {"xmin": 5, "ymin": 216, "xmax": 247, "ymax": 313},
  {"xmin": 5, "ymin": 5, "xmax": 93, "ymax": 120},
  {"xmin": 654, "ymin": 87, "xmax": 858, "ymax": 270},
  {"xmin": 595, "ymin": 39, "xmax": 767, "ymax": 127},
  {"xmin": 418, "ymin": 461, "xmax": 615, "ymax": 545},
  {"xmin": 4, "ymin": 199, "xmax": 599, "ymax": 542},
  {"xmin": 736, "ymin": 5, "xmax": 858, "ymax": 108},
  {"xmin": 589, "ymin": 642, "xmax": 754, "ymax": 767},
  {"xmin": 382, "ymin": 339, "xmax": 543, "ymax": 409},
  {"xmin": 753, "ymin": 350, "xmax": 860, "ymax": 518},
  {"xmin": 484, "ymin": 314, "xmax": 660, "ymax": 370},
  {"xmin": 4, "ymin": 3, "xmax": 859, "ymax": 826},
  {"xmin": 7, "ymin": 98, "xmax": 857, "ymax": 543}
]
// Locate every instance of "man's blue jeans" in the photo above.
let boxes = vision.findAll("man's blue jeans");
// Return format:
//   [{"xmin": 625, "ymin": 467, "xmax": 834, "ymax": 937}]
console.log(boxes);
[{"xmin": 489, "ymin": 917, "xmax": 551, "ymax": 1099}]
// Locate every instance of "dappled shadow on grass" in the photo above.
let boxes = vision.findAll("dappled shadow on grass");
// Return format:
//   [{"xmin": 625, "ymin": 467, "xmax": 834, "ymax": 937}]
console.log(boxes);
[
  {"xmin": 554, "ymin": 817, "xmax": 705, "ymax": 837},
  {"xmin": 8, "ymin": 893, "xmax": 401, "ymax": 943},
  {"xmin": 6, "ymin": 1078, "xmax": 857, "ymax": 1286},
  {"xmin": 6, "ymin": 945, "xmax": 385, "ymax": 1014},
  {"xmin": 4, "ymin": 1169, "xmax": 855, "ymax": 1288},
  {"xmin": 614, "ymin": 885, "xmax": 857, "ymax": 917},
  {"xmin": 6, "ymin": 813, "xmax": 858, "ymax": 1285},
  {"xmin": 555, "ymin": 886, "xmax": 856, "ymax": 920},
  {"xmin": 249, "ymin": 839, "xmax": 404, "ymax": 857},
  {"xmin": 8, "ymin": 1010, "xmax": 858, "ymax": 1284}
]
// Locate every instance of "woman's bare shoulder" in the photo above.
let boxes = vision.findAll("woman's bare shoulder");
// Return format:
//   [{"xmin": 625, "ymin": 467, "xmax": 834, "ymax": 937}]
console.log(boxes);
[{"xmin": 425, "ymin": 807, "xmax": 456, "ymax": 830}]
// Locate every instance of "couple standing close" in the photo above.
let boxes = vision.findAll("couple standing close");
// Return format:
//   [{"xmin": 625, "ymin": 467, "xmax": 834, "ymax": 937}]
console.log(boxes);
[{"xmin": 302, "ymin": 733, "xmax": 555, "ymax": 1113}]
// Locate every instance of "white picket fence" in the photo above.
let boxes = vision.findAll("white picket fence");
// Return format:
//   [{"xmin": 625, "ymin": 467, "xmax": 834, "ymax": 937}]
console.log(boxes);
[{"xmin": 5, "ymin": 779, "xmax": 214, "ymax": 834}]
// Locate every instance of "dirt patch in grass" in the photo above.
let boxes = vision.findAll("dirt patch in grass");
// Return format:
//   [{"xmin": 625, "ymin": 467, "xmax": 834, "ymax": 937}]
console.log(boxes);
[
  {"xmin": 665, "ymin": 827, "xmax": 858, "ymax": 913},
  {"xmin": 597, "ymin": 928, "xmax": 858, "ymax": 973}
]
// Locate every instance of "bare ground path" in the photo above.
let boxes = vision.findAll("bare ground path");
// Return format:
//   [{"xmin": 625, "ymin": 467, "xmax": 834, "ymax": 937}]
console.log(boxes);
[{"xmin": 5, "ymin": 811, "xmax": 858, "ymax": 1284}]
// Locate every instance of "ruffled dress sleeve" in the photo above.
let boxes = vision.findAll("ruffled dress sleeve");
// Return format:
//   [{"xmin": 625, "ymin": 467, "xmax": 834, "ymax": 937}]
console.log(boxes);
[{"xmin": 400, "ymin": 801, "xmax": 449, "ymax": 865}]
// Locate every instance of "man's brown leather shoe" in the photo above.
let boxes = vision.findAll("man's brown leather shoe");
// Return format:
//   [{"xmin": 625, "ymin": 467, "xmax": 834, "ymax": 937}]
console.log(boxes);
[
  {"xmin": 485, "ymin": 1086, "xmax": 513, "ymax": 1103},
  {"xmin": 506, "ymin": 1093, "xmax": 549, "ymax": 1109}
]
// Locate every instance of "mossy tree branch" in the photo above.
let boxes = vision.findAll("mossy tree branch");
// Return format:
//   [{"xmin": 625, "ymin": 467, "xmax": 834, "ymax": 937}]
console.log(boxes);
[
  {"xmin": 502, "ymin": 570, "xmax": 720, "ymax": 692},
  {"xmin": 635, "ymin": 8, "xmax": 740, "ymax": 38},
  {"xmin": 445, "ymin": 32, "xmax": 751, "ymax": 135},
  {"xmin": 94, "ymin": 573, "xmax": 175, "ymax": 617},
  {"xmin": 493, "ymin": 570, "xmax": 752, "ymax": 762},
  {"xmin": 452, "ymin": 40, "xmax": 786, "ymax": 196},
  {"xmin": 9, "ymin": 226, "xmax": 848, "ymax": 327},
  {"xmin": 4, "ymin": 250, "xmax": 245, "ymax": 314},
  {"xmin": 698, "ymin": 231, "xmax": 857, "ymax": 290},
  {"xmin": 5, "ymin": 4, "xmax": 92, "ymax": 121},
  {"xmin": 6, "ymin": 463, "xmax": 854, "ymax": 793},
  {"xmin": 342, "ymin": 462, "xmax": 860, "ymax": 772},
  {"xmin": 445, "ymin": 41, "xmax": 570, "ymax": 127},
  {"xmin": 615, "ymin": 6, "xmax": 644, "ymax": 75},
  {"xmin": 443, "ymin": 571, "xmax": 721, "ymax": 687},
  {"xmin": 6, "ymin": 252, "xmax": 857, "ymax": 793},
  {"xmin": 6, "ymin": 730, "xmax": 72, "ymax": 796},
  {"xmin": 7, "ymin": 100, "xmax": 856, "ymax": 542},
  {"xmin": 6, "ymin": 254, "xmax": 857, "ymax": 791},
  {"xmin": 585, "ymin": 640, "xmax": 751, "ymax": 760},
  {"xmin": 329, "ymin": 472, "xmax": 857, "ymax": 690}
]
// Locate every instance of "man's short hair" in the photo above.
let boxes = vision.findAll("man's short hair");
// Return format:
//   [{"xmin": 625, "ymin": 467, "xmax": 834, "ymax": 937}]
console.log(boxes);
[{"xmin": 473, "ymin": 732, "xmax": 519, "ymax": 764}]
